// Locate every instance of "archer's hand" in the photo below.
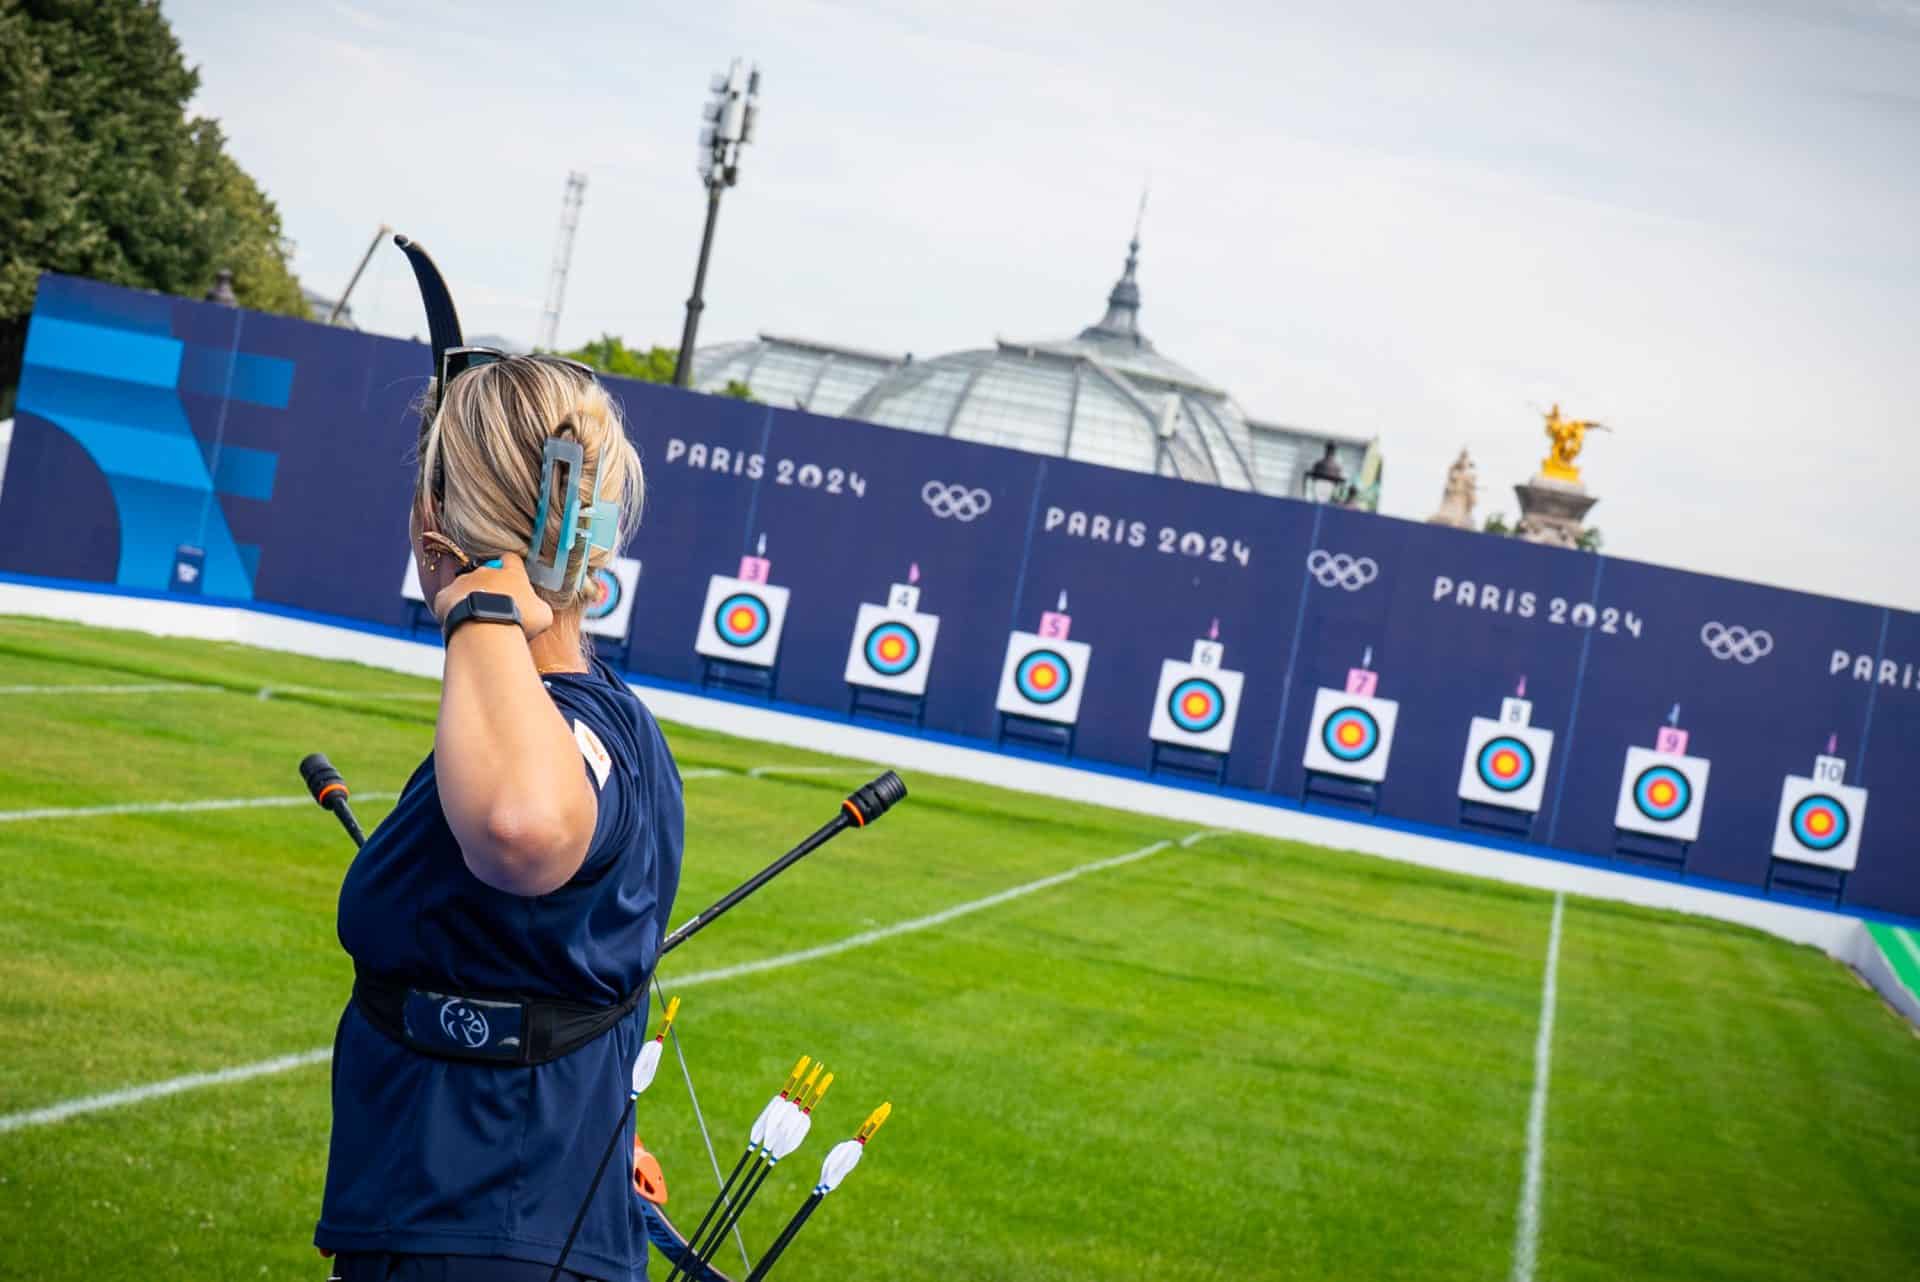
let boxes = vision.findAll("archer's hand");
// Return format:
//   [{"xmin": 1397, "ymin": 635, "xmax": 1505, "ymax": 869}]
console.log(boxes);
[{"xmin": 432, "ymin": 552, "xmax": 555, "ymax": 639}]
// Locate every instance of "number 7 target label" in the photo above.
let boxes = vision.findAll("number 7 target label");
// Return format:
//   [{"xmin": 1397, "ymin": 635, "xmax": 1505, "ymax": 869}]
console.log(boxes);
[{"xmin": 1302, "ymin": 686, "xmax": 1400, "ymax": 783}]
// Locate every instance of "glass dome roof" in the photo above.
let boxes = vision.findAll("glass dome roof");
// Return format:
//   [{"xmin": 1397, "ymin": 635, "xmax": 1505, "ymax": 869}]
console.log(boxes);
[{"xmin": 691, "ymin": 334, "xmax": 899, "ymax": 417}]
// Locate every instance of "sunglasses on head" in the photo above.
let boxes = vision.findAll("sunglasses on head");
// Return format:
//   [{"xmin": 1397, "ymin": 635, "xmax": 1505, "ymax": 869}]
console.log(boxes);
[{"xmin": 423, "ymin": 348, "xmax": 600, "ymax": 498}]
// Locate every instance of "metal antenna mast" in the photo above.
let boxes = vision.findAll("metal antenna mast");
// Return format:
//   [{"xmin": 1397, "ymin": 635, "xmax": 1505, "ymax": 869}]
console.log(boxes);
[{"xmin": 538, "ymin": 171, "xmax": 587, "ymax": 351}]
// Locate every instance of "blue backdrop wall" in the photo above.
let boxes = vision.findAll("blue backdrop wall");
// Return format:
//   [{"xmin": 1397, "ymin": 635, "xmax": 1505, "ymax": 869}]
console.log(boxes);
[{"xmin": 5, "ymin": 275, "xmax": 1915, "ymax": 919}]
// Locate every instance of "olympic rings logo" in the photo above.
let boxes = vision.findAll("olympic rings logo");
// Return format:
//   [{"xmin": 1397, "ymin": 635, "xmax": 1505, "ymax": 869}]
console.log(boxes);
[
  {"xmin": 1699, "ymin": 621, "xmax": 1773, "ymax": 664},
  {"xmin": 1306, "ymin": 549, "xmax": 1379, "ymax": 592},
  {"xmin": 921, "ymin": 481, "xmax": 992, "ymax": 522}
]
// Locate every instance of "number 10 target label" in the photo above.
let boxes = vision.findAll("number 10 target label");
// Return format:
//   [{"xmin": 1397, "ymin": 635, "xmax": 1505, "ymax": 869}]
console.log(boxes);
[
  {"xmin": 1770, "ymin": 755, "xmax": 1868, "ymax": 871},
  {"xmin": 694, "ymin": 573, "xmax": 791, "ymax": 668},
  {"xmin": 995, "ymin": 631, "xmax": 1093, "ymax": 725},
  {"xmin": 844, "ymin": 586, "xmax": 941, "ymax": 695},
  {"xmin": 1302, "ymin": 686, "xmax": 1400, "ymax": 783},
  {"xmin": 1613, "ymin": 744, "xmax": 1711, "ymax": 842},
  {"xmin": 1148, "ymin": 640, "xmax": 1245, "ymax": 753}
]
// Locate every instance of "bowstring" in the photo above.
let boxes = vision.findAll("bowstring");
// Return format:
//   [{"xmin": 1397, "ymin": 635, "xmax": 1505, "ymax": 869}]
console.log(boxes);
[{"xmin": 655, "ymin": 974, "xmax": 753, "ymax": 1277}]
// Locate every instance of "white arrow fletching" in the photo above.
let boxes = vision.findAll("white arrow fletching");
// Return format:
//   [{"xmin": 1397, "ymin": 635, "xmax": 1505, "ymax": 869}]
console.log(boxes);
[
  {"xmin": 749, "ymin": 1093, "xmax": 784, "ymax": 1149},
  {"xmin": 630, "ymin": 1040, "xmax": 663, "ymax": 1097},
  {"xmin": 814, "ymin": 1138, "xmax": 864, "ymax": 1194},
  {"xmin": 768, "ymin": 1107, "xmax": 814, "ymax": 1161}
]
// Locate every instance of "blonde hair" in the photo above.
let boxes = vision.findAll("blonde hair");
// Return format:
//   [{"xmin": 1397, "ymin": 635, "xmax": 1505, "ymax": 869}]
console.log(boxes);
[{"xmin": 415, "ymin": 357, "xmax": 643, "ymax": 615}]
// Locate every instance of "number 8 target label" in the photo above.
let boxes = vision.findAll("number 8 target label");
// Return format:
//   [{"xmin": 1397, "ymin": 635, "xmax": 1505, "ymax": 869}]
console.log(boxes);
[
  {"xmin": 995, "ymin": 631, "xmax": 1093, "ymax": 725},
  {"xmin": 1612, "ymin": 744, "xmax": 1711, "ymax": 842},
  {"xmin": 694, "ymin": 573, "xmax": 791, "ymax": 668},
  {"xmin": 1770, "ymin": 773, "xmax": 1868, "ymax": 871},
  {"xmin": 844, "ymin": 601, "xmax": 942, "ymax": 695},
  {"xmin": 1456, "ymin": 716, "xmax": 1555, "ymax": 813},
  {"xmin": 1149, "ymin": 659, "xmax": 1245, "ymax": 753},
  {"xmin": 1302, "ymin": 687, "xmax": 1400, "ymax": 783}
]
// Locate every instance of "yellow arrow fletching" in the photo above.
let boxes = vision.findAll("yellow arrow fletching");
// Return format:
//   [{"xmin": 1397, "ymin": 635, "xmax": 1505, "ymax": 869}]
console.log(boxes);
[{"xmin": 857, "ymin": 1101, "xmax": 892, "ymax": 1141}]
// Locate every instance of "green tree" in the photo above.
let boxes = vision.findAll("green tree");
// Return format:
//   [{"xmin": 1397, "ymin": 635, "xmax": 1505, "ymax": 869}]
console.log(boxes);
[
  {"xmin": 1483, "ymin": 513, "xmax": 1514, "ymax": 536},
  {"xmin": 1577, "ymin": 526, "xmax": 1604, "ymax": 553},
  {"xmin": 559, "ymin": 334, "xmax": 757, "ymax": 401},
  {"xmin": 0, "ymin": 0, "xmax": 306, "ymax": 414}
]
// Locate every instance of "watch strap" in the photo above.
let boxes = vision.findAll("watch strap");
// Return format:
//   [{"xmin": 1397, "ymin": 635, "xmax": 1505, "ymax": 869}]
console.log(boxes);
[{"xmin": 442, "ymin": 591, "xmax": 523, "ymax": 643}]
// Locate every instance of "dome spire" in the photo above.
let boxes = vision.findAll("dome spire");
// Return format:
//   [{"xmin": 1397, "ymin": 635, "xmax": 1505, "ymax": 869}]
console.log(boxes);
[{"xmin": 1079, "ymin": 184, "xmax": 1154, "ymax": 349}]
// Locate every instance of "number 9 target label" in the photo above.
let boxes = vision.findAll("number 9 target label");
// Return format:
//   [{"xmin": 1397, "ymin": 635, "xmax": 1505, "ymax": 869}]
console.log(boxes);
[
  {"xmin": 1456, "ymin": 716, "xmax": 1555, "ymax": 813},
  {"xmin": 995, "ymin": 631, "xmax": 1093, "ymax": 724},
  {"xmin": 1149, "ymin": 658, "xmax": 1245, "ymax": 753},
  {"xmin": 694, "ymin": 573, "xmax": 791, "ymax": 668},
  {"xmin": 1612, "ymin": 744, "xmax": 1711, "ymax": 842},
  {"xmin": 1302, "ymin": 687, "xmax": 1400, "ymax": 783},
  {"xmin": 844, "ymin": 601, "xmax": 941, "ymax": 695},
  {"xmin": 1770, "ymin": 773, "xmax": 1868, "ymax": 871}
]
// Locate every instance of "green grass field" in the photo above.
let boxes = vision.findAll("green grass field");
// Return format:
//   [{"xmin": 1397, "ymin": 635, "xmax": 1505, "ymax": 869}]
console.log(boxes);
[{"xmin": 1, "ymin": 615, "xmax": 1916, "ymax": 1282}]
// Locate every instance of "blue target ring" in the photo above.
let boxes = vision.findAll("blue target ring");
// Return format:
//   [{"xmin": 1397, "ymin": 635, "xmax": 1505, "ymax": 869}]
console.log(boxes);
[
  {"xmin": 1476, "ymin": 736, "xmax": 1535, "ymax": 793},
  {"xmin": 863, "ymin": 622, "xmax": 921, "ymax": 677},
  {"xmin": 1789, "ymin": 794, "xmax": 1848, "ymax": 851},
  {"xmin": 1322, "ymin": 707, "xmax": 1380, "ymax": 762},
  {"xmin": 1167, "ymin": 677, "xmax": 1226, "ymax": 734},
  {"xmin": 714, "ymin": 592, "xmax": 770, "ymax": 647},
  {"xmin": 1014, "ymin": 649, "xmax": 1072, "ymax": 705},
  {"xmin": 585, "ymin": 567, "xmax": 621, "ymax": 620},
  {"xmin": 1632, "ymin": 765, "xmax": 1692, "ymax": 823}
]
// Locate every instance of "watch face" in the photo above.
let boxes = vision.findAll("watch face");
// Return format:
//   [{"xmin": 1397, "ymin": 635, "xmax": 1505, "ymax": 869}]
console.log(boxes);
[{"xmin": 468, "ymin": 591, "xmax": 519, "ymax": 621}]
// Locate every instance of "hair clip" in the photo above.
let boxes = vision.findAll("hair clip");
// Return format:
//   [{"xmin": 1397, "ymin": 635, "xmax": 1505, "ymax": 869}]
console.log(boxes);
[{"xmin": 528, "ymin": 433, "xmax": 622, "ymax": 592}]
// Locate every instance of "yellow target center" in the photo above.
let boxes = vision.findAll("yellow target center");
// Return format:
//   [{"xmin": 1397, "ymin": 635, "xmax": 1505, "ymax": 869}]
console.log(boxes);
[
  {"xmin": 1808, "ymin": 811, "xmax": 1833, "ymax": 835},
  {"xmin": 1650, "ymin": 781, "xmax": 1676, "ymax": 806},
  {"xmin": 1183, "ymin": 693, "xmax": 1209, "ymax": 716},
  {"xmin": 1031, "ymin": 666, "xmax": 1057, "ymax": 689},
  {"xmin": 728, "ymin": 608, "xmax": 756, "ymax": 632},
  {"xmin": 879, "ymin": 637, "xmax": 905, "ymax": 660},
  {"xmin": 1337, "ymin": 722, "xmax": 1363, "ymax": 746},
  {"xmin": 1493, "ymin": 750, "xmax": 1519, "ymax": 776}
]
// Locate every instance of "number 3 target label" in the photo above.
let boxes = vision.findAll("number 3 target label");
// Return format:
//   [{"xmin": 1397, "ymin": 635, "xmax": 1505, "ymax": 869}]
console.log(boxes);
[
  {"xmin": 694, "ymin": 573, "xmax": 791, "ymax": 668},
  {"xmin": 1770, "ymin": 770, "xmax": 1868, "ymax": 872},
  {"xmin": 995, "ymin": 631, "xmax": 1093, "ymax": 724},
  {"xmin": 1148, "ymin": 655, "xmax": 1245, "ymax": 753},
  {"xmin": 1613, "ymin": 744, "xmax": 1711, "ymax": 842},
  {"xmin": 844, "ymin": 598, "xmax": 941, "ymax": 695},
  {"xmin": 1302, "ymin": 687, "xmax": 1400, "ymax": 783},
  {"xmin": 1457, "ymin": 716, "xmax": 1555, "ymax": 813}
]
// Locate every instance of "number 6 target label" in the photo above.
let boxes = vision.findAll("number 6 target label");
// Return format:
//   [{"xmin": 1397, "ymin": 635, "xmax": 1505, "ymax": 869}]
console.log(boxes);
[{"xmin": 1149, "ymin": 641, "xmax": 1245, "ymax": 754}]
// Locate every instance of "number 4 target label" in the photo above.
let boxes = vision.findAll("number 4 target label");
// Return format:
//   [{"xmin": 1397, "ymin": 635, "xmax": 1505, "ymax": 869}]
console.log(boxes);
[
  {"xmin": 844, "ymin": 591, "xmax": 941, "ymax": 696},
  {"xmin": 1771, "ymin": 756, "xmax": 1868, "ymax": 871}
]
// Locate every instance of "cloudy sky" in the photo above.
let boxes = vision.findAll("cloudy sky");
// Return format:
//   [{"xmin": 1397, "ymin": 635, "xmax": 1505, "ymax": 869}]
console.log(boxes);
[{"xmin": 167, "ymin": 0, "xmax": 1919, "ymax": 607}]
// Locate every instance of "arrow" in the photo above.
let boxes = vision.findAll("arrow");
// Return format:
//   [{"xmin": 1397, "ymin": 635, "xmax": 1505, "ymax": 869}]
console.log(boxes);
[
  {"xmin": 1667, "ymin": 702, "xmax": 1681, "ymax": 727},
  {"xmin": 1361, "ymin": 646, "xmax": 1372, "ymax": 670},
  {"xmin": 908, "ymin": 562, "xmax": 920, "ymax": 584},
  {"xmin": 662, "ymin": 1058, "xmax": 813, "ymax": 1282},
  {"xmin": 755, "ymin": 533, "xmax": 767, "ymax": 556},
  {"xmin": 1208, "ymin": 617, "xmax": 1219, "ymax": 642},
  {"xmin": 1826, "ymin": 731, "xmax": 1838, "ymax": 755},
  {"xmin": 745, "ymin": 1103, "xmax": 891, "ymax": 1281},
  {"xmin": 1056, "ymin": 590, "xmax": 1069, "ymax": 612},
  {"xmin": 1516, "ymin": 674, "xmax": 1527, "ymax": 698}
]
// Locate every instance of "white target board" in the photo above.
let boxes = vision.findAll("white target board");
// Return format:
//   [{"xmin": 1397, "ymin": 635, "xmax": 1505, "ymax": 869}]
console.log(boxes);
[
  {"xmin": 1149, "ymin": 660, "xmax": 1244, "ymax": 753},
  {"xmin": 844, "ymin": 602, "xmax": 941, "ymax": 695},
  {"xmin": 1613, "ymin": 745, "xmax": 1711, "ymax": 843},
  {"xmin": 1770, "ymin": 774, "xmax": 1868, "ymax": 872},
  {"xmin": 694, "ymin": 574, "xmax": 790, "ymax": 669},
  {"xmin": 1302, "ymin": 687, "xmax": 1400, "ymax": 783},
  {"xmin": 995, "ymin": 631, "xmax": 1092, "ymax": 725},
  {"xmin": 402, "ymin": 555, "xmax": 425, "ymax": 603},
  {"xmin": 1457, "ymin": 717, "xmax": 1555, "ymax": 813},
  {"xmin": 582, "ymin": 557, "xmax": 641, "ymax": 640}
]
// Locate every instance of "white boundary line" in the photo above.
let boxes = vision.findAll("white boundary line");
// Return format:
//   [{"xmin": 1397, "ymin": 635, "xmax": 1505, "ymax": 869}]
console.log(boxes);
[
  {"xmin": 0, "ymin": 792, "xmax": 401, "ymax": 824},
  {"xmin": 0, "ymin": 682, "xmax": 216, "ymax": 695},
  {"xmin": 0, "ymin": 830, "xmax": 1201, "ymax": 1134},
  {"xmin": 1511, "ymin": 892, "xmax": 1565, "ymax": 1282}
]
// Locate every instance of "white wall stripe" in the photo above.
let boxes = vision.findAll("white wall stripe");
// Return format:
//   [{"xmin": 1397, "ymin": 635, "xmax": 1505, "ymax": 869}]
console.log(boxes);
[
  {"xmin": 1511, "ymin": 892, "xmax": 1566, "ymax": 1282},
  {"xmin": 0, "ymin": 829, "xmax": 1202, "ymax": 1134}
]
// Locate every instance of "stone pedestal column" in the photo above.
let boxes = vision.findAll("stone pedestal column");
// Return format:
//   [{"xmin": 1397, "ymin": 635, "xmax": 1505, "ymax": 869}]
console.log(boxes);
[{"xmin": 1513, "ymin": 477, "xmax": 1599, "ymax": 548}]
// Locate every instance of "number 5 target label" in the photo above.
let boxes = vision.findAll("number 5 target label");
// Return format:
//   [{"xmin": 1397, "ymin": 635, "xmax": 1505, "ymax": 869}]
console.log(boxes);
[
  {"xmin": 1770, "ymin": 772, "xmax": 1868, "ymax": 872},
  {"xmin": 1302, "ymin": 687, "xmax": 1400, "ymax": 783},
  {"xmin": 694, "ymin": 573, "xmax": 791, "ymax": 668},
  {"xmin": 844, "ymin": 600, "xmax": 941, "ymax": 695},
  {"xmin": 995, "ymin": 631, "xmax": 1093, "ymax": 724}
]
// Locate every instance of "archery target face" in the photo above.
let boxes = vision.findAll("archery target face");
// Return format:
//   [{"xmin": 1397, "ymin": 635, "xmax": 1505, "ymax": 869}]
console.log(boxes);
[
  {"xmin": 1613, "ymin": 745, "xmax": 1711, "ymax": 842},
  {"xmin": 1770, "ymin": 775, "xmax": 1868, "ymax": 871},
  {"xmin": 581, "ymin": 557, "xmax": 641, "ymax": 640},
  {"xmin": 1457, "ymin": 717, "xmax": 1555, "ymax": 813},
  {"xmin": 995, "ymin": 631, "xmax": 1092, "ymax": 724},
  {"xmin": 844, "ymin": 602, "xmax": 941, "ymax": 695},
  {"xmin": 694, "ymin": 574, "xmax": 790, "ymax": 668},
  {"xmin": 1148, "ymin": 660, "xmax": 1244, "ymax": 753},
  {"xmin": 401, "ymin": 556, "xmax": 425, "ymax": 603},
  {"xmin": 1302, "ymin": 687, "xmax": 1400, "ymax": 783}
]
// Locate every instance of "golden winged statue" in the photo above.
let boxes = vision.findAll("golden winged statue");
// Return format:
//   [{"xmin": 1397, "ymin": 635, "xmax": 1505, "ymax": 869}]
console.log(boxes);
[{"xmin": 1540, "ymin": 404, "xmax": 1610, "ymax": 484}]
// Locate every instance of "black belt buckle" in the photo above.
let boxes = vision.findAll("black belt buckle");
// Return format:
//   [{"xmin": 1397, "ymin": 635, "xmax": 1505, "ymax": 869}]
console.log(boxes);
[{"xmin": 400, "ymin": 988, "xmax": 527, "ymax": 1062}]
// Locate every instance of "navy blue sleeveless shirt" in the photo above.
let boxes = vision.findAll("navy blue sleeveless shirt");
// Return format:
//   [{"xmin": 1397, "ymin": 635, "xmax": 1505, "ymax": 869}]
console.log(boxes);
[{"xmin": 317, "ymin": 657, "xmax": 683, "ymax": 1281}]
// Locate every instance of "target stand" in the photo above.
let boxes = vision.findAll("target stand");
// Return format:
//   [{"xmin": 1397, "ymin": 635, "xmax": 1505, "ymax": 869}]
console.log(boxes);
[
  {"xmin": 844, "ymin": 591, "xmax": 939, "ymax": 730},
  {"xmin": 1764, "ymin": 755, "xmax": 1867, "ymax": 906},
  {"xmin": 1300, "ymin": 685, "xmax": 1399, "ymax": 816},
  {"xmin": 1455, "ymin": 705, "xmax": 1555, "ymax": 842},
  {"xmin": 1611, "ymin": 742, "xmax": 1711, "ymax": 873},
  {"xmin": 1146, "ymin": 642, "xmax": 1243, "ymax": 787},
  {"xmin": 694, "ymin": 573, "xmax": 790, "ymax": 702},
  {"xmin": 994, "ymin": 629, "xmax": 1092, "ymax": 760}
]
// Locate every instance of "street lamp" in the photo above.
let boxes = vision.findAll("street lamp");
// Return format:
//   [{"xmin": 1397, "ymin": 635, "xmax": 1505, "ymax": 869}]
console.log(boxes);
[
  {"xmin": 673, "ymin": 59, "xmax": 761, "ymax": 388},
  {"xmin": 1302, "ymin": 441, "xmax": 1348, "ymax": 503}
]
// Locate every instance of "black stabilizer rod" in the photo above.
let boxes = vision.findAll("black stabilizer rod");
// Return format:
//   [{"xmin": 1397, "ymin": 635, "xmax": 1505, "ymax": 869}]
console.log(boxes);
[
  {"xmin": 660, "ymin": 770, "xmax": 906, "ymax": 958},
  {"xmin": 300, "ymin": 753, "xmax": 366, "ymax": 849}
]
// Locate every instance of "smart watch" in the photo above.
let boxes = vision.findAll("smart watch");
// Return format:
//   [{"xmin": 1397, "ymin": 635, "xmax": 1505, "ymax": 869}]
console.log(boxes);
[{"xmin": 441, "ymin": 590, "xmax": 523, "ymax": 643}]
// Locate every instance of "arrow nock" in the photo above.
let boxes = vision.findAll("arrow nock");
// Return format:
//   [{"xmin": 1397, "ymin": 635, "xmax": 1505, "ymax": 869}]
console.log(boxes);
[
  {"xmin": 856, "ymin": 1101, "xmax": 891, "ymax": 1143},
  {"xmin": 652, "ymin": 995, "xmax": 681, "ymax": 1041},
  {"xmin": 782, "ymin": 1054, "xmax": 811, "ymax": 1096},
  {"xmin": 802, "ymin": 1071, "xmax": 834, "ymax": 1112}
]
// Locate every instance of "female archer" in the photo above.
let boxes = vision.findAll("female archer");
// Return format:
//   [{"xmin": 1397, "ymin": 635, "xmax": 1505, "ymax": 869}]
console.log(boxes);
[{"xmin": 315, "ymin": 345, "xmax": 683, "ymax": 1282}]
